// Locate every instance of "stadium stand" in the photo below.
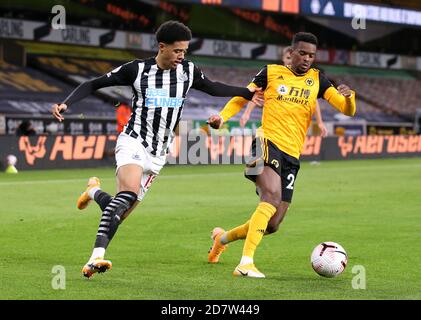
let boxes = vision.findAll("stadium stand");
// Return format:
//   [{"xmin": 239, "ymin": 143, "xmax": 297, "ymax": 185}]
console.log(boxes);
[
  {"xmin": 0, "ymin": 59, "xmax": 107, "ymax": 117},
  {"xmin": 29, "ymin": 55, "xmax": 131, "ymax": 113},
  {"xmin": 2, "ymin": 47, "xmax": 418, "ymax": 126},
  {"xmin": 332, "ymin": 74, "xmax": 421, "ymax": 121}
]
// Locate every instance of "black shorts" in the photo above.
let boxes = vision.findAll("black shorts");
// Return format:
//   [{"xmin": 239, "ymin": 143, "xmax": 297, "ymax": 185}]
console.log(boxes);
[{"xmin": 245, "ymin": 137, "xmax": 300, "ymax": 203}]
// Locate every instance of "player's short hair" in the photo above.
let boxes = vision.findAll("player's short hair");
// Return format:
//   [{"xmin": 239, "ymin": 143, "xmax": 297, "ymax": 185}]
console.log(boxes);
[
  {"xmin": 291, "ymin": 32, "xmax": 318, "ymax": 47},
  {"xmin": 155, "ymin": 20, "xmax": 192, "ymax": 44}
]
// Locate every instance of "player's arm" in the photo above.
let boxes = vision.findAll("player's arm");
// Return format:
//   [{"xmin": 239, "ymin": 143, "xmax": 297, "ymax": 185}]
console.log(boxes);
[
  {"xmin": 314, "ymin": 101, "xmax": 328, "ymax": 137},
  {"xmin": 208, "ymin": 66, "xmax": 267, "ymax": 129},
  {"xmin": 318, "ymin": 72, "xmax": 356, "ymax": 117},
  {"xmin": 240, "ymin": 101, "xmax": 258, "ymax": 127},
  {"xmin": 52, "ymin": 61, "xmax": 138, "ymax": 122},
  {"xmin": 192, "ymin": 65, "xmax": 262, "ymax": 103}
]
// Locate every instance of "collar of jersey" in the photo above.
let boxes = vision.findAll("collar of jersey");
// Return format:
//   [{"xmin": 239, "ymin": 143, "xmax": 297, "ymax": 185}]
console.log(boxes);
[{"xmin": 285, "ymin": 65, "xmax": 310, "ymax": 77}]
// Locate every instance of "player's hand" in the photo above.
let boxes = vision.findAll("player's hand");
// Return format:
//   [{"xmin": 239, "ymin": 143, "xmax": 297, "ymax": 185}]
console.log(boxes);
[
  {"xmin": 337, "ymin": 84, "xmax": 352, "ymax": 97},
  {"xmin": 317, "ymin": 122, "xmax": 328, "ymax": 137},
  {"xmin": 248, "ymin": 87, "xmax": 264, "ymax": 106},
  {"xmin": 240, "ymin": 112, "xmax": 250, "ymax": 128},
  {"xmin": 52, "ymin": 103, "xmax": 67, "ymax": 122},
  {"xmin": 207, "ymin": 114, "xmax": 224, "ymax": 129}
]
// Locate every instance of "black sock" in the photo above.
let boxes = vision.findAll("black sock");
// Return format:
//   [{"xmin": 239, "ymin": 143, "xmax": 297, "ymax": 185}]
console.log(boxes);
[
  {"xmin": 94, "ymin": 191, "xmax": 138, "ymax": 249},
  {"xmin": 93, "ymin": 190, "xmax": 113, "ymax": 211}
]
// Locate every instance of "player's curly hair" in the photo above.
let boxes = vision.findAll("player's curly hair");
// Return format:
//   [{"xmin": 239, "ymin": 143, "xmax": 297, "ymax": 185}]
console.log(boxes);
[
  {"xmin": 155, "ymin": 20, "xmax": 192, "ymax": 44},
  {"xmin": 291, "ymin": 32, "xmax": 318, "ymax": 47}
]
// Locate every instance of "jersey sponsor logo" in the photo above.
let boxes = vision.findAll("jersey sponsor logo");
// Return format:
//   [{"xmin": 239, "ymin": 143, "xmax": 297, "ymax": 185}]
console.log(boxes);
[
  {"xmin": 289, "ymin": 86, "xmax": 311, "ymax": 99},
  {"xmin": 276, "ymin": 86, "xmax": 312, "ymax": 105},
  {"xmin": 145, "ymin": 88, "xmax": 184, "ymax": 108},
  {"xmin": 277, "ymin": 84, "xmax": 289, "ymax": 95},
  {"xmin": 276, "ymin": 95, "xmax": 310, "ymax": 106}
]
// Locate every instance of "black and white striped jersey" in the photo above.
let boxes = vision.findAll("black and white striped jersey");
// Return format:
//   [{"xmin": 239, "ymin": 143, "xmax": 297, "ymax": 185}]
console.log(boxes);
[
  {"xmin": 110, "ymin": 57, "xmax": 197, "ymax": 156},
  {"xmin": 62, "ymin": 56, "xmax": 253, "ymax": 157}
]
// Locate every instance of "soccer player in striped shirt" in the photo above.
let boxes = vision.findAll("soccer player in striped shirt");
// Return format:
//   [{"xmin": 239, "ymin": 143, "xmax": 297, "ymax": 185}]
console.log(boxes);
[{"xmin": 51, "ymin": 20, "xmax": 263, "ymax": 278}]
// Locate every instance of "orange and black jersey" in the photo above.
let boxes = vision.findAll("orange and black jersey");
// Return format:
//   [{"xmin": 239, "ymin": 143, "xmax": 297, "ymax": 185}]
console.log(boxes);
[{"xmin": 219, "ymin": 64, "xmax": 356, "ymax": 159}]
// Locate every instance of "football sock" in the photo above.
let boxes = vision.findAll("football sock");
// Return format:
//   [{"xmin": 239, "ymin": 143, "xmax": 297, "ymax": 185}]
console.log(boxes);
[
  {"xmin": 88, "ymin": 186, "xmax": 101, "ymax": 200},
  {"xmin": 242, "ymin": 202, "xmax": 276, "ymax": 260},
  {"xmin": 93, "ymin": 190, "xmax": 114, "ymax": 211},
  {"xmin": 94, "ymin": 191, "xmax": 137, "ymax": 250},
  {"xmin": 89, "ymin": 247, "xmax": 106, "ymax": 263},
  {"xmin": 221, "ymin": 220, "xmax": 250, "ymax": 244},
  {"xmin": 240, "ymin": 256, "xmax": 253, "ymax": 266}
]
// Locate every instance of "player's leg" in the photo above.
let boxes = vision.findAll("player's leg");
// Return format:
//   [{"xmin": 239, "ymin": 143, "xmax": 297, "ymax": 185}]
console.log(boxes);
[
  {"xmin": 266, "ymin": 201, "xmax": 289, "ymax": 234},
  {"xmin": 82, "ymin": 131, "xmax": 164, "ymax": 278},
  {"xmin": 214, "ymin": 157, "xmax": 297, "ymax": 272},
  {"xmin": 208, "ymin": 138, "xmax": 266, "ymax": 265},
  {"xmin": 77, "ymin": 177, "xmax": 114, "ymax": 211},
  {"xmin": 208, "ymin": 221, "xmax": 250, "ymax": 263},
  {"xmin": 232, "ymin": 165, "xmax": 280, "ymax": 278},
  {"xmin": 115, "ymin": 169, "xmax": 156, "ymax": 221},
  {"xmin": 213, "ymin": 200, "xmax": 288, "ymax": 250},
  {"xmin": 209, "ymin": 185, "xmax": 260, "ymax": 258},
  {"xmin": 93, "ymin": 163, "xmax": 141, "ymax": 252},
  {"xmin": 82, "ymin": 163, "xmax": 141, "ymax": 278},
  {"xmin": 82, "ymin": 133, "xmax": 145, "ymax": 278},
  {"xmin": 266, "ymin": 154, "xmax": 299, "ymax": 234}
]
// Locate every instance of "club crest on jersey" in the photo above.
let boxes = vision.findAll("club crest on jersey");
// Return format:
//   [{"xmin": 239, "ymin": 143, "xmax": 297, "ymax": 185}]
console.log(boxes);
[
  {"xmin": 271, "ymin": 159, "xmax": 279, "ymax": 168},
  {"xmin": 305, "ymin": 78, "xmax": 314, "ymax": 86},
  {"xmin": 277, "ymin": 84, "xmax": 289, "ymax": 95}
]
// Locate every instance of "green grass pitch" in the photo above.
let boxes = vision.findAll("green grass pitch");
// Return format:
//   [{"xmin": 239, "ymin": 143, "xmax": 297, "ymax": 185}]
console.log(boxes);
[{"xmin": 0, "ymin": 158, "xmax": 420, "ymax": 299}]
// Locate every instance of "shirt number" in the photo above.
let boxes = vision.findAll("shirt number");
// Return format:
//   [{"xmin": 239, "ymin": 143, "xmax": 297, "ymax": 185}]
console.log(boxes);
[{"xmin": 286, "ymin": 173, "xmax": 295, "ymax": 190}]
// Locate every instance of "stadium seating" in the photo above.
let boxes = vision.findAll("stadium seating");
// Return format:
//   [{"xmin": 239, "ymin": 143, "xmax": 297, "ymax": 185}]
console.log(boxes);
[
  {"xmin": 1, "ymin": 55, "xmax": 418, "ymax": 124},
  {"xmin": 332, "ymin": 74, "xmax": 420, "ymax": 121},
  {"xmin": 0, "ymin": 59, "xmax": 121, "ymax": 119}
]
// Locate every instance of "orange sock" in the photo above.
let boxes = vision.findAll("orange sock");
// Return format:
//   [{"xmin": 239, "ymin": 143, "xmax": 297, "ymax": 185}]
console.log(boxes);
[{"xmin": 242, "ymin": 202, "xmax": 276, "ymax": 259}]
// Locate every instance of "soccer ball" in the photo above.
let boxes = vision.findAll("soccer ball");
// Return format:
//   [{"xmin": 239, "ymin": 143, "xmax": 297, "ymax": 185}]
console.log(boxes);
[
  {"xmin": 311, "ymin": 242, "xmax": 348, "ymax": 278},
  {"xmin": 7, "ymin": 154, "xmax": 17, "ymax": 166}
]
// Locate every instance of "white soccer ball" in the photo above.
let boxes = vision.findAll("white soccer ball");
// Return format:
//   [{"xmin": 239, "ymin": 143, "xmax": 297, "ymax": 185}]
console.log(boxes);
[
  {"xmin": 311, "ymin": 242, "xmax": 348, "ymax": 278},
  {"xmin": 7, "ymin": 154, "xmax": 17, "ymax": 166}
]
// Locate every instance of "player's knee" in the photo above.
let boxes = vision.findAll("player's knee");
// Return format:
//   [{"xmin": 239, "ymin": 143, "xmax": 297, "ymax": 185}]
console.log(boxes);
[
  {"xmin": 118, "ymin": 183, "xmax": 140, "ymax": 195},
  {"xmin": 117, "ymin": 173, "xmax": 141, "ymax": 194},
  {"xmin": 260, "ymin": 190, "xmax": 282, "ymax": 208}
]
